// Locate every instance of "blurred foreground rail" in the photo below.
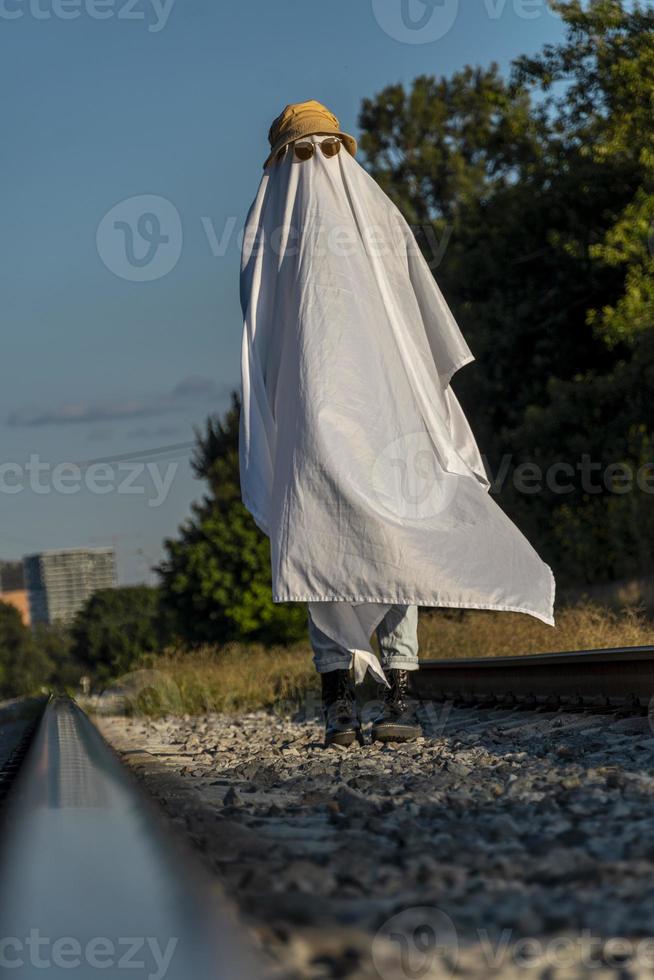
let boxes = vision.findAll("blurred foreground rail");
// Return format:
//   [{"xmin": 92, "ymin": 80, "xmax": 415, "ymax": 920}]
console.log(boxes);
[
  {"xmin": 412, "ymin": 645, "xmax": 654, "ymax": 712},
  {"xmin": 0, "ymin": 697, "xmax": 264, "ymax": 980},
  {"xmin": 0, "ymin": 697, "xmax": 48, "ymax": 804}
]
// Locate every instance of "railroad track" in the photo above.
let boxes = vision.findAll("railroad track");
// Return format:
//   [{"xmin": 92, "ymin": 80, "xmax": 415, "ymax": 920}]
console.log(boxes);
[
  {"xmin": 411, "ymin": 644, "xmax": 654, "ymax": 713},
  {"xmin": 0, "ymin": 696, "xmax": 48, "ymax": 805},
  {"xmin": 0, "ymin": 696, "xmax": 263, "ymax": 980},
  {"xmin": 0, "ymin": 645, "xmax": 651, "ymax": 978}
]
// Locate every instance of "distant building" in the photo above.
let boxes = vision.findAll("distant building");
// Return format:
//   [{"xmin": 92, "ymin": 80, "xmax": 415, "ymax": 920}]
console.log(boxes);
[
  {"xmin": 0, "ymin": 560, "xmax": 25, "ymax": 592},
  {"xmin": 0, "ymin": 560, "xmax": 30, "ymax": 626},
  {"xmin": 23, "ymin": 548, "xmax": 117, "ymax": 626}
]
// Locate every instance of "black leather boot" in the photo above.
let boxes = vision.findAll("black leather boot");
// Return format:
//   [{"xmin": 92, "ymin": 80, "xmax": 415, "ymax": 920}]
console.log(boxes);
[
  {"xmin": 321, "ymin": 669, "xmax": 363, "ymax": 747},
  {"xmin": 371, "ymin": 669, "xmax": 422, "ymax": 742}
]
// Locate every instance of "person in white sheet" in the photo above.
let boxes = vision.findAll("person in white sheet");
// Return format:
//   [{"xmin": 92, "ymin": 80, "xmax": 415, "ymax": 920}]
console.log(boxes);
[{"xmin": 239, "ymin": 100, "xmax": 556, "ymax": 747}]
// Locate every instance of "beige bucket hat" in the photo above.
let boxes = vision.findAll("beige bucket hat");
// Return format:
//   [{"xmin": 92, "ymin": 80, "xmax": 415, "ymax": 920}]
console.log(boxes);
[{"xmin": 264, "ymin": 99, "xmax": 357, "ymax": 169}]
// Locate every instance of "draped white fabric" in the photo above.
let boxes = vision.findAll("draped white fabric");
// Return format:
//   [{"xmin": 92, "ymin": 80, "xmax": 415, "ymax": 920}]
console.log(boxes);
[{"xmin": 239, "ymin": 135, "xmax": 556, "ymax": 681}]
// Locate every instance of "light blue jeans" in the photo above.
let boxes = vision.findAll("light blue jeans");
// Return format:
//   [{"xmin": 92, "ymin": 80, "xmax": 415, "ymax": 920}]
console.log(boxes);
[{"xmin": 309, "ymin": 604, "xmax": 419, "ymax": 674}]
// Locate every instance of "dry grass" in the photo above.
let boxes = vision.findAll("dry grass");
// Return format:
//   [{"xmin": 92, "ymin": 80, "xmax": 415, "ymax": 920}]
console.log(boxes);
[
  {"xmin": 126, "ymin": 642, "xmax": 317, "ymax": 716},
  {"xmin": 127, "ymin": 600, "xmax": 654, "ymax": 716},
  {"xmin": 417, "ymin": 600, "xmax": 654, "ymax": 660}
]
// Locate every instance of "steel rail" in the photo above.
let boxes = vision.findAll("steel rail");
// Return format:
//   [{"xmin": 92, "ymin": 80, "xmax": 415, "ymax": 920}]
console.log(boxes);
[
  {"xmin": 0, "ymin": 697, "xmax": 263, "ymax": 979},
  {"xmin": 410, "ymin": 644, "xmax": 654, "ymax": 710},
  {"xmin": 0, "ymin": 696, "xmax": 48, "ymax": 805}
]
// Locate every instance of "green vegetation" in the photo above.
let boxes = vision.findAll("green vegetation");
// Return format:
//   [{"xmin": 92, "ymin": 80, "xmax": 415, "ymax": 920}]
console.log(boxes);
[
  {"xmin": 360, "ymin": 0, "xmax": 654, "ymax": 586},
  {"xmin": 158, "ymin": 395, "xmax": 307, "ymax": 646},
  {"xmin": 116, "ymin": 600, "xmax": 654, "ymax": 717},
  {"xmin": 0, "ymin": 587, "xmax": 166, "ymax": 697},
  {"xmin": 122, "ymin": 641, "xmax": 316, "ymax": 717},
  {"xmin": 0, "ymin": 601, "xmax": 81, "ymax": 698},
  {"xmin": 71, "ymin": 585, "xmax": 167, "ymax": 683}
]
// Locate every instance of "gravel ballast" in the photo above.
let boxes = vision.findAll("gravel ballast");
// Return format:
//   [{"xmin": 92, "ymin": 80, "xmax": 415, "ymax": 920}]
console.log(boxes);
[{"xmin": 98, "ymin": 703, "xmax": 654, "ymax": 979}]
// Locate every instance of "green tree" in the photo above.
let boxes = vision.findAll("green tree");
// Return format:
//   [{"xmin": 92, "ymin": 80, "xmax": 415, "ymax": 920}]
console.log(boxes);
[
  {"xmin": 359, "ymin": 64, "xmax": 625, "ymax": 448},
  {"xmin": 158, "ymin": 394, "xmax": 306, "ymax": 645},
  {"xmin": 0, "ymin": 601, "xmax": 53, "ymax": 697},
  {"xmin": 514, "ymin": 0, "xmax": 654, "ymax": 352},
  {"xmin": 360, "ymin": 0, "xmax": 654, "ymax": 586},
  {"xmin": 507, "ymin": 0, "xmax": 654, "ymax": 583},
  {"xmin": 32, "ymin": 623, "xmax": 81, "ymax": 691},
  {"xmin": 71, "ymin": 585, "xmax": 165, "ymax": 682}
]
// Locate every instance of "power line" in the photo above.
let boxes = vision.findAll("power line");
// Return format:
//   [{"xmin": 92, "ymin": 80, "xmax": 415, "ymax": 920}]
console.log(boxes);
[{"xmin": 74, "ymin": 441, "xmax": 196, "ymax": 469}]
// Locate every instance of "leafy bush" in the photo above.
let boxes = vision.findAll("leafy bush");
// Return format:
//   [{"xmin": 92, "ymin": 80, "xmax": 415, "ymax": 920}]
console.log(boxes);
[
  {"xmin": 0, "ymin": 601, "xmax": 55, "ymax": 697},
  {"xmin": 158, "ymin": 395, "xmax": 306, "ymax": 646},
  {"xmin": 71, "ymin": 585, "xmax": 166, "ymax": 682}
]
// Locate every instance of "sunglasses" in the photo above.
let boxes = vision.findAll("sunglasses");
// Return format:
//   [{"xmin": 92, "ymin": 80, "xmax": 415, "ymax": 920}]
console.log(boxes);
[{"xmin": 276, "ymin": 136, "xmax": 342, "ymax": 164}]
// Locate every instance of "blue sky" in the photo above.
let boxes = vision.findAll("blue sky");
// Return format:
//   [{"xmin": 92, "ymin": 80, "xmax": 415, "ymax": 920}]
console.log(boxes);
[{"xmin": 0, "ymin": 0, "xmax": 565, "ymax": 583}]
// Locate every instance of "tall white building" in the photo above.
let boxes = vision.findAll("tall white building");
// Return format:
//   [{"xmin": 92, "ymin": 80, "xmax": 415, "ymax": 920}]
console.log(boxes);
[{"xmin": 23, "ymin": 548, "xmax": 116, "ymax": 625}]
